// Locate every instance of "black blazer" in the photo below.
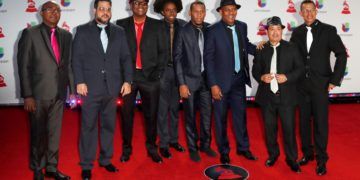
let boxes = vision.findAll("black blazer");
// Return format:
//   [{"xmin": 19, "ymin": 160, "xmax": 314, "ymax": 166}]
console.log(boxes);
[
  {"xmin": 72, "ymin": 21, "xmax": 133, "ymax": 97},
  {"xmin": 116, "ymin": 16, "xmax": 166, "ymax": 81},
  {"xmin": 290, "ymin": 20, "xmax": 347, "ymax": 90},
  {"xmin": 174, "ymin": 22, "xmax": 210, "ymax": 91},
  {"xmin": 252, "ymin": 40, "xmax": 304, "ymax": 106},
  {"xmin": 17, "ymin": 24, "xmax": 74, "ymax": 100}
]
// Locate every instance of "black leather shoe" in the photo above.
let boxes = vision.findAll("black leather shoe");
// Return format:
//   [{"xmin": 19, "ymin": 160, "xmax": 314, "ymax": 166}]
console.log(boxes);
[
  {"xmin": 34, "ymin": 170, "xmax": 44, "ymax": 180},
  {"xmin": 120, "ymin": 153, "xmax": 130, "ymax": 162},
  {"xmin": 189, "ymin": 151, "xmax": 201, "ymax": 162},
  {"xmin": 265, "ymin": 157, "xmax": 278, "ymax": 167},
  {"xmin": 159, "ymin": 148, "xmax": 172, "ymax": 159},
  {"xmin": 237, "ymin": 150, "xmax": 258, "ymax": 161},
  {"xmin": 200, "ymin": 148, "xmax": 217, "ymax": 157},
  {"xmin": 169, "ymin": 143, "xmax": 185, "ymax": 152},
  {"xmin": 316, "ymin": 163, "xmax": 327, "ymax": 176},
  {"xmin": 148, "ymin": 151, "xmax": 163, "ymax": 163},
  {"xmin": 45, "ymin": 170, "xmax": 71, "ymax": 180},
  {"xmin": 220, "ymin": 154, "xmax": 230, "ymax": 164},
  {"xmin": 286, "ymin": 160, "xmax": 301, "ymax": 173},
  {"xmin": 81, "ymin": 170, "xmax": 91, "ymax": 180},
  {"xmin": 298, "ymin": 156, "xmax": 314, "ymax": 166},
  {"xmin": 100, "ymin": 163, "xmax": 119, "ymax": 172}
]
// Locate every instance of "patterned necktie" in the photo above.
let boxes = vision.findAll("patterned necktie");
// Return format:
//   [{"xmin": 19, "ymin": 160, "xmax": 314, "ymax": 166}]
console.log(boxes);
[
  {"xmin": 197, "ymin": 27, "xmax": 204, "ymax": 72},
  {"xmin": 270, "ymin": 43, "xmax": 280, "ymax": 94},
  {"xmin": 97, "ymin": 24, "xmax": 108, "ymax": 53},
  {"xmin": 228, "ymin": 26, "xmax": 241, "ymax": 72},
  {"xmin": 306, "ymin": 26, "xmax": 313, "ymax": 53},
  {"xmin": 50, "ymin": 28, "xmax": 60, "ymax": 64},
  {"xmin": 170, "ymin": 23, "xmax": 174, "ymax": 63},
  {"xmin": 135, "ymin": 22, "xmax": 144, "ymax": 69}
]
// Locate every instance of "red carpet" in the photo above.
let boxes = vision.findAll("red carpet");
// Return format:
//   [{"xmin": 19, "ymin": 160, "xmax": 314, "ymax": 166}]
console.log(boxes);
[{"xmin": 0, "ymin": 104, "xmax": 360, "ymax": 179}]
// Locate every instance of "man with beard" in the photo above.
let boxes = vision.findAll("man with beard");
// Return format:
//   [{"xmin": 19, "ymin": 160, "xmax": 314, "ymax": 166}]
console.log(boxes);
[
  {"xmin": 72, "ymin": 0, "xmax": 133, "ymax": 179},
  {"xmin": 153, "ymin": 0, "xmax": 186, "ymax": 159},
  {"xmin": 116, "ymin": 0, "xmax": 166, "ymax": 163}
]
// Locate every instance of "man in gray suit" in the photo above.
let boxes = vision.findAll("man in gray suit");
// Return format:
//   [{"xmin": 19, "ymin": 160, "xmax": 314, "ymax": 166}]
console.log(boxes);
[
  {"xmin": 17, "ymin": 1, "xmax": 74, "ymax": 180},
  {"xmin": 72, "ymin": 0, "xmax": 133, "ymax": 179}
]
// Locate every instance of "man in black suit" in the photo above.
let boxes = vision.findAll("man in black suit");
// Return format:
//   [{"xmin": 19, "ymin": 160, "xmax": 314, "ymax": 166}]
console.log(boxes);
[
  {"xmin": 252, "ymin": 16, "xmax": 304, "ymax": 173},
  {"xmin": 116, "ymin": 0, "xmax": 166, "ymax": 163},
  {"xmin": 17, "ymin": 1, "xmax": 73, "ymax": 180},
  {"xmin": 290, "ymin": 0, "xmax": 347, "ymax": 176},
  {"xmin": 173, "ymin": 1, "xmax": 217, "ymax": 162},
  {"xmin": 204, "ymin": 0, "xmax": 257, "ymax": 164},
  {"xmin": 153, "ymin": 0, "xmax": 186, "ymax": 159},
  {"xmin": 72, "ymin": 0, "xmax": 133, "ymax": 179}
]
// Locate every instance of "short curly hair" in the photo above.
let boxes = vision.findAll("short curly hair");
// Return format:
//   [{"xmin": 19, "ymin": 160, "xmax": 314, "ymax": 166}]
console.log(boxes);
[{"xmin": 153, "ymin": 0, "xmax": 183, "ymax": 14}]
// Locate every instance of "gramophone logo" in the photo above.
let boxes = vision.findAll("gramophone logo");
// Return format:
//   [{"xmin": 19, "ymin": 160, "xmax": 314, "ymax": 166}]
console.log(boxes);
[
  {"xmin": 287, "ymin": 21, "xmax": 296, "ymax": 32},
  {"xmin": 0, "ymin": 26, "xmax": 5, "ymax": 38},
  {"xmin": 342, "ymin": 22, "xmax": 350, "ymax": 32},
  {"xmin": 26, "ymin": 0, "xmax": 37, "ymax": 13},
  {"xmin": 286, "ymin": 0, "xmax": 296, "ymax": 13},
  {"xmin": 316, "ymin": 0, "xmax": 324, "ymax": 9},
  {"xmin": 62, "ymin": 21, "xmax": 70, "ymax": 32},
  {"xmin": 257, "ymin": 21, "xmax": 267, "ymax": 36},
  {"xmin": 0, "ymin": 73, "xmax": 7, "ymax": 88},
  {"xmin": 27, "ymin": 21, "xmax": 37, "ymax": 28},
  {"xmin": 61, "ymin": 0, "xmax": 71, "ymax": 7},
  {"xmin": 0, "ymin": 47, "xmax": 4, "ymax": 59},
  {"xmin": 341, "ymin": 0, "xmax": 351, "ymax": 14},
  {"xmin": 258, "ymin": 0, "xmax": 266, "ymax": 8}
]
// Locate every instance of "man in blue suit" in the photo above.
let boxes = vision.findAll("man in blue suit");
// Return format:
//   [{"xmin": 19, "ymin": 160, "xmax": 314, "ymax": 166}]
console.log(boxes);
[
  {"xmin": 72, "ymin": 0, "xmax": 133, "ymax": 179},
  {"xmin": 174, "ymin": 1, "xmax": 217, "ymax": 162},
  {"xmin": 204, "ymin": 0, "xmax": 257, "ymax": 164}
]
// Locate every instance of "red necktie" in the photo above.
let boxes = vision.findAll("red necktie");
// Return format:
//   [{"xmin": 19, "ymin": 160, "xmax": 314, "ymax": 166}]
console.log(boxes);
[
  {"xmin": 135, "ymin": 22, "xmax": 144, "ymax": 69},
  {"xmin": 50, "ymin": 28, "xmax": 60, "ymax": 64}
]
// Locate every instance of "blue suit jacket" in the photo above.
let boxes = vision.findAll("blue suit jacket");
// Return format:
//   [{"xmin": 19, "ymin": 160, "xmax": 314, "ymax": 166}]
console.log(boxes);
[
  {"xmin": 204, "ymin": 20, "xmax": 255, "ymax": 93},
  {"xmin": 72, "ymin": 21, "xmax": 133, "ymax": 97}
]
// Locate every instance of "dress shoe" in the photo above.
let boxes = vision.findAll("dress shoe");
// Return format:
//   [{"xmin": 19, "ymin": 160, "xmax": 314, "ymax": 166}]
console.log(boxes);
[
  {"xmin": 189, "ymin": 151, "xmax": 201, "ymax": 162},
  {"xmin": 220, "ymin": 154, "xmax": 230, "ymax": 164},
  {"xmin": 100, "ymin": 163, "xmax": 119, "ymax": 172},
  {"xmin": 120, "ymin": 153, "xmax": 130, "ymax": 162},
  {"xmin": 316, "ymin": 163, "xmax": 327, "ymax": 176},
  {"xmin": 286, "ymin": 160, "xmax": 301, "ymax": 173},
  {"xmin": 200, "ymin": 148, "xmax": 217, "ymax": 157},
  {"xmin": 237, "ymin": 150, "xmax": 258, "ymax": 161},
  {"xmin": 148, "ymin": 151, "xmax": 163, "ymax": 163},
  {"xmin": 45, "ymin": 170, "xmax": 71, "ymax": 180},
  {"xmin": 159, "ymin": 148, "xmax": 172, "ymax": 158},
  {"xmin": 298, "ymin": 156, "xmax": 314, "ymax": 166},
  {"xmin": 81, "ymin": 170, "xmax": 91, "ymax": 180},
  {"xmin": 169, "ymin": 143, "xmax": 185, "ymax": 152},
  {"xmin": 265, "ymin": 157, "xmax": 278, "ymax": 167},
  {"xmin": 33, "ymin": 170, "xmax": 44, "ymax": 180}
]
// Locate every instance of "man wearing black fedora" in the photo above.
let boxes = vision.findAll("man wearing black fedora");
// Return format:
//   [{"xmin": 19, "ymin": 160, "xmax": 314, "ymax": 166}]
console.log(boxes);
[
  {"xmin": 204, "ymin": 0, "xmax": 257, "ymax": 164},
  {"xmin": 252, "ymin": 16, "xmax": 304, "ymax": 173}
]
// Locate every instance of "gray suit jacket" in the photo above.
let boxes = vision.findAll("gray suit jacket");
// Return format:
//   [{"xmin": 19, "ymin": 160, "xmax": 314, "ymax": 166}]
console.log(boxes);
[{"xmin": 17, "ymin": 23, "xmax": 74, "ymax": 100}]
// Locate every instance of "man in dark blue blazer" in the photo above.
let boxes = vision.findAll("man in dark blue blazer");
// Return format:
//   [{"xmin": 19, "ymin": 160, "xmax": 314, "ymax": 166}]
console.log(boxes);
[
  {"xmin": 204, "ymin": 0, "xmax": 257, "ymax": 164},
  {"xmin": 72, "ymin": 0, "xmax": 133, "ymax": 179},
  {"xmin": 174, "ymin": 1, "xmax": 217, "ymax": 162}
]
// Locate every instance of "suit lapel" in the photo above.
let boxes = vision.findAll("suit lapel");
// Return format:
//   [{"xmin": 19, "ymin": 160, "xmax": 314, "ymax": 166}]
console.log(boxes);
[
  {"xmin": 218, "ymin": 22, "xmax": 232, "ymax": 51},
  {"xmin": 105, "ymin": 24, "xmax": 115, "ymax": 55},
  {"xmin": 309, "ymin": 21, "xmax": 321, "ymax": 54},
  {"xmin": 89, "ymin": 22, "xmax": 105, "ymax": 55},
  {"xmin": 128, "ymin": 18, "xmax": 137, "ymax": 61},
  {"xmin": 40, "ymin": 26, "xmax": 58, "ymax": 65},
  {"xmin": 58, "ymin": 29, "xmax": 64, "ymax": 65}
]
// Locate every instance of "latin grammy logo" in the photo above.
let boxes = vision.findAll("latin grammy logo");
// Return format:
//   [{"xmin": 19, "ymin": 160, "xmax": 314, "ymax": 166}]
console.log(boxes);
[
  {"xmin": 286, "ymin": 0, "xmax": 296, "ymax": 13},
  {"xmin": 257, "ymin": 22, "xmax": 267, "ymax": 36},
  {"xmin": 341, "ymin": 0, "xmax": 351, "ymax": 14},
  {"xmin": 0, "ymin": 74, "xmax": 7, "ymax": 87},
  {"xmin": 0, "ymin": 27, "xmax": 5, "ymax": 38},
  {"xmin": 25, "ymin": 0, "xmax": 37, "ymax": 13},
  {"xmin": 62, "ymin": 22, "xmax": 70, "ymax": 32}
]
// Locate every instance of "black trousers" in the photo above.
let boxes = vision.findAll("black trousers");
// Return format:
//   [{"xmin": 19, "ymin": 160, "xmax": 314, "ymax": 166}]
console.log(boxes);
[
  {"xmin": 182, "ymin": 75, "xmax": 212, "ymax": 152},
  {"xmin": 79, "ymin": 82, "xmax": 117, "ymax": 170},
  {"xmin": 298, "ymin": 79, "xmax": 329, "ymax": 164},
  {"xmin": 29, "ymin": 98, "xmax": 64, "ymax": 172},
  {"xmin": 261, "ymin": 95, "xmax": 298, "ymax": 162},
  {"xmin": 157, "ymin": 66, "xmax": 180, "ymax": 148},
  {"xmin": 120, "ymin": 70, "xmax": 160, "ymax": 155}
]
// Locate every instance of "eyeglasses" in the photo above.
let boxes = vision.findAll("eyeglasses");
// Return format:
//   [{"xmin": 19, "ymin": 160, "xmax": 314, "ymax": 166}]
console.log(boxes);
[
  {"xmin": 301, "ymin": 9, "xmax": 316, "ymax": 14},
  {"xmin": 97, "ymin": 7, "xmax": 111, "ymax": 12},
  {"xmin": 133, "ymin": 1, "xmax": 148, "ymax": 7},
  {"xmin": 42, "ymin": 8, "xmax": 61, "ymax": 13}
]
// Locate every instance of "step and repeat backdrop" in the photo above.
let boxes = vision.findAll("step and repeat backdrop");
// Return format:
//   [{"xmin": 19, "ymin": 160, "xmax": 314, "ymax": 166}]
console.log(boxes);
[{"xmin": 0, "ymin": 0, "xmax": 358, "ymax": 104}]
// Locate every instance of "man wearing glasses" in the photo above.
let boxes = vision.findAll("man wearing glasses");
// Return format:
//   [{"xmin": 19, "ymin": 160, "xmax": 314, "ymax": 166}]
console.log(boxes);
[
  {"xmin": 116, "ymin": 0, "xmax": 166, "ymax": 163},
  {"xmin": 17, "ymin": 1, "xmax": 74, "ymax": 180}
]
